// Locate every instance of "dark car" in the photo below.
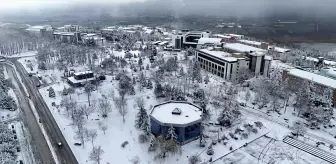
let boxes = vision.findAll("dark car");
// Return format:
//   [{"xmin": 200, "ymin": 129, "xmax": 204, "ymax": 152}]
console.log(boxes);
[
  {"xmin": 74, "ymin": 143, "xmax": 82, "ymax": 146},
  {"xmin": 57, "ymin": 142, "xmax": 63, "ymax": 148},
  {"xmin": 17, "ymin": 147, "xmax": 20, "ymax": 152}
]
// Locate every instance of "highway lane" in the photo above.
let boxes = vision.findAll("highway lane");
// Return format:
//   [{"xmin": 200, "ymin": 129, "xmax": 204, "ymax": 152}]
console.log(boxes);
[
  {"xmin": 11, "ymin": 60, "xmax": 79, "ymax": 164},
  {"xmin": 3, "ymin": 63, "xmax": 55, "ymax": 164}
]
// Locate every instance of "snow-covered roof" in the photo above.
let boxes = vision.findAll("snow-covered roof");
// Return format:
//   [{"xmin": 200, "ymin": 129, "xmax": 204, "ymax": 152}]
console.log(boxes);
[
  {"xmin": 158, "ymin": 41, "xmax": 168, "ymax": 45},
  {"xmin": 265, "ymin": 55, "xmax": 273, "ymax": 60},
  {"xmin": 197, "ymin": 38, "xmax": 223, "ymax": 45},
  {"xmin": 288, "ymin": 69, "xmax": 336, "ymax": 89},
  {"xmin": 73, "ymin": 71, "xmax": 93, "ymax": 76},
  {"xmin": 67, "ymin": 77, "xmax": 96, "ymax": 84},
  {"xmin": 273, "ymin": 47, "xmax": 290, "ymax": 53},
  {"xmin": 150, "ymin": 101, "xmax": 202, "ymax": 125},
  {"xmin": 238, "ymin": 40, "xmax": 262, "ymax": 46},
  {"xmin": 198, "ymin": 49, "xmax": 235, "ymax": 62},
  {"xmin": 228, "ymin": 34, "xmax": 244, "ymax": 38},
  {"xmin": 53, "ymin": 32, "xmax": 75, "ymax": 36},
  {"xmin": 27, "ymin": 25, "xmax": 52, "ymax": 32},
  {"xmin": 224, "ymin": 43, "xmax": 266, "ymax": 53},
  {"xmin": 152, "ymin": 41, "xmax": 161, "ymax": 45},
  {"xmin": 212, "ymin": 34, "xmax": 232, "ymax": 39}
]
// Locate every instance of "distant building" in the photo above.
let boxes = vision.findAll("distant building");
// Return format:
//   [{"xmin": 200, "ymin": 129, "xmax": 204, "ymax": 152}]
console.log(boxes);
[
  {"xmin": 57, "ymin": 25, "xmax": 81, "ymax": 32},
  {"xmin": 81, "ymin": 33, "xmax": 105, "ymax": 46},
  {"xmin": 195, "ymin": 49, "xmax": 250, "ymax": 81},
  {"xmin": 53, "ymin": 32, "xmax": 81, "ymax": 44},
  {"xmin": 67, "ymin": 71, "xmax": 96, "ymax": 87},
  {"xmin": 283, "ymin": 69, "xmax": 336, "ymax": 104},
  {"xmin": 212, "ymin": 34, "xmax": 236, "ymax": 42},
  {"xmin": 172, "ymin": 30, "xmax": 211, "ymax": 49},
  {"xmin": 196, "ymin": 44, "xmax": 272, "ymax": 79},
  {"xmin": 26, "ymin": 25, "xmax": 53, "ymax": 36},
  {"xmin": 149, "ymin": 101, "xmax": 203, "ymax": 144},
  {"xmin": 196, "ymin": 38, "xmax": 224, "ymax": 49}
]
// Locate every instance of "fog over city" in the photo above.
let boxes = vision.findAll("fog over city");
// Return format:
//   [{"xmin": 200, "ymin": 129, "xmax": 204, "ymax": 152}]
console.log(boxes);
[{"xmin": 1, "ymin": 0, "xmax": 336, "ymax": 19}]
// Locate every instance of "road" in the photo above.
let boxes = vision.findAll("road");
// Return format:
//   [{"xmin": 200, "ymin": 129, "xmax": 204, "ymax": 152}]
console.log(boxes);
[
  {"xmin": 3, "ymin": 63, "xmax": 55, "ymax": 164},
  {"xmin": 6, "ymin": 60, "xmax": 78, "ymax": 164}
]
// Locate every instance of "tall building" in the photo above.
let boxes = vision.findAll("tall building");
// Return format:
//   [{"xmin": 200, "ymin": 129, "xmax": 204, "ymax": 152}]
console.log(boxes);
[{"xmin": 172, "ymin": 30, "xmax": 211, "ymax": 49}]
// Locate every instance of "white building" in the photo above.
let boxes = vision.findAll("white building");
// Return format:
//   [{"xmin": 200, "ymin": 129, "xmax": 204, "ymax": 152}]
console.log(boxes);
[
  {"xmin": 172, "ymin": 30, "xmax": 211, "ymax": 49},
  {"xmin": 196, "ymin": 38, "xmax": 223, "ymax": 49},
  {"xmin": 81, "ymin": 33, "xmax": 105, "ymax": 46},
  {"xmin": 195, "ymin": 49, "xmax": 250, "ymax": 80},
  {"xmin": 26, "ymin": 25, "xmax": 53, "ymax": 36}
]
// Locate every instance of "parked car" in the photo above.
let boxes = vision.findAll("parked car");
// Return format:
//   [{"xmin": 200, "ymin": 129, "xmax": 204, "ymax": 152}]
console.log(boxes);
[
  {"xmin": 74, "ymin": 143, "xmax": 82, "ymax": 146},
  {"xmin": 57, "ymin": 142, "xmax": 62, "ymax": 148}
]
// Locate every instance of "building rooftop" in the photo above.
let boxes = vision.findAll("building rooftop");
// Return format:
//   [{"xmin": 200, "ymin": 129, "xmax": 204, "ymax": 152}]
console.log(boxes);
[
  {"xmin": 53, "ymin": 32, "xmax": 76, "ymax": 36},
  {"xmin": 67, "ymin": 77, "xmax": 96, "ymax": 84},
  {"xmin": 197, "ymin": 38, "xmax": 223, "ymax": 45},
  {"xmin": 224, "ymin": 43, "xmax": 266, "ymax": 53},
  {"xmin": 288, "ymin": 69, "xmax": 336, "ymax": 89},
  {"xmin": 273, "ymin": 47, "xmax": 291, "ymax": 53},
  {"xmin": 212, "ymin": 34, "xmax": 232, "ymax": 39},
  {"xmin": 238, "ymin": 40, "xmax": 262, "ymax": 46},
  {"xmin": 73, "ymin": 71, "xmax": 93, "ymax": 76},
  {"xmin": 150, "ymin": 101, "xmax": 202, "ymax": 125},
  {"xmin": 199, "ymin": 48, "xmax": 232, "ymax": 58}
]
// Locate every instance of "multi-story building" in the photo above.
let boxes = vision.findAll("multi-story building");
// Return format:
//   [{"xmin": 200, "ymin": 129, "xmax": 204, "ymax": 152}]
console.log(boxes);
[
  {"xmin": 26, "ymin": 25, "xmax": 53, "ymax": 36},
  {"xmin": 195, "ymin": 48, "xmax": 250, "ymax": 81},
  {"xmin": 283, "ymin": 68, "xmax": 336, "ymax": 105},
  {"xmin": 172, "ymin": 30, "xmax": 211, "ymax": 49},
  {"xmin": 53, "ymin": 32, "xmax": 81, "ymax": 44},
  {"xmin": 81, "ymin": 33, "xmax": 105, "ymax": 46}
]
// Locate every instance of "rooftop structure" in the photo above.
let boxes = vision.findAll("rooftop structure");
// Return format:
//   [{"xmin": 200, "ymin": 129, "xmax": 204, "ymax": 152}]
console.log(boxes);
[
  {"xmin": 150, "ymin": 101, "xmax": 202, "ymax": 125},
  {"xmin": 287, "ymin": 69, "xmax": 336, "ymax": 89},
  {"xmin": 26, "ymin": 25, "xmax": 53, "ymax": 32},
  {"xmin": 238, "ymin": 40, "xmax": 262, "ymax": 46},
  {"xmin": 150, "ymin": 101, "xmax": 202, "ymax": 144},
  {"xmin": 198, "ymin": 49, "xmax": 235, "ymax": 62},
  {"xmin": 223, "ymin": 43, "xmax": 266, "ymax": 53},
  {"xmin": 197, "ymin": 38, "xmax": 223, "ymax": 45}
]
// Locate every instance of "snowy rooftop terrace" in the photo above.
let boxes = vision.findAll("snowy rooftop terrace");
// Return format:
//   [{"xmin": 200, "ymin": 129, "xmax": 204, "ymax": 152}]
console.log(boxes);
[
  {"xmin": 288, "ymin": 69, "xmax": 336, "ymax": 89},
  {"xmin": 198, "ymin": 49, "xmax": 238, "ymax": 62},
  {"xmin": 150, "ymin": 101, "xmax": 202, "ymax": 126},
  {"xmin": 238, "ymin": 39, "xmax": 262, "ymax": 46},
  {"xmin": 197, "ymin": 38, "xmax": 223, "ymax": 45},
  {"xmin": 224, "ymin": 43, "xmax": 266, "ymax": 53}
]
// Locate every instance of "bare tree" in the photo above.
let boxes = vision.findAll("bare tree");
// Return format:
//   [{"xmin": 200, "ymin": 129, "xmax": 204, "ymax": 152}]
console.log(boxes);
[
  {"xmin": 130, "ymin": 156, "xmax": 140, "ymax": 164},
  {"xmin": 98, "ymin": 97, "xmax": 112, "ymax": 118},
  {"xmin": 189, "ymin": 154, "xmax": 201, "ymax": 164},
  {"xmin": 292, "ymin": 121, "xmax": 307, "ymax": 138},
  {"xmin": 114, "ymin": 90, "xmax": 128, "ymax": 123},
  {"xmin": 80, "ymin": 104, "xmax": 94, "ymax": 119},
  {"xmin": 135, "ymin": 97, "xmax": 145, "ymax": 109},
  {"xmin": 100, "ymin": 124, "xmax": 108, "ymax": 135},
  {"xmin": 75, "ymin": 126, "xmax": 87, "ymax": 148},
  {"xmin": 87, "ymin": 129, "xmax": 98, "ymax": 147},
  {"xmin": 89, "ymin": 146, "xmax": 104, "ymax": 164},
  {"xmin": 84, "ymin": 82, "xmax": 95, "ymax": 106}
]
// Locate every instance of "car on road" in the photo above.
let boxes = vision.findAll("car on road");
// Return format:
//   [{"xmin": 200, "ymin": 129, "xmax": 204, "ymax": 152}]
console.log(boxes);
[
  {"xmin": 74, "ymin": 143, "xmax": 82, "ymax": 146},
  {"xmin": 57, "ymin": 142, "xmax": 63, "ymax": 148}
]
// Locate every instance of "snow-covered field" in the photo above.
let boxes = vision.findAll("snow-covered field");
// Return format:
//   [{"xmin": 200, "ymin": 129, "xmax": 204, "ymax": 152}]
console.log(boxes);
[{"xmin": 16, "ymin": 45, "xmax": 336, "ymax": 164}]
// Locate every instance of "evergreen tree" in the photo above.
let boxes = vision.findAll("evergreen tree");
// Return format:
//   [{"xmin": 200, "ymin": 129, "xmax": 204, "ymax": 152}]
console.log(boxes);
[
  {"xmin": 135, "ymin": 107, "xmax": 148, "ymax": 129},
  {"xmin": 167, "ymin": 124, "xmax": 177, "ymax": 141},
  {"xmin": 49, "ymin": 87, "xmax": 55, "ymax": 98},
  {"xmin": 146, "ymin": 64, "xmax": 149, "ymax": 70},
  {"xmin": 192, "ymin": 61, "xmax": 201, "ymax": 83},
  {"xmin": 138, "ymin": 57, "xmax": 143, "ymax": 66},
  {"xmin": 38, "ymin": 62, "xmax": 47, "ymax": 70},
  {"xmin": 154, "ymin": 82, "xmax": 164, "ymax": 97},
  {"xmin": 147, "ymin": 80, "xmax": 153, "ymax": 89},
  {"xmin": 179, "ymin": 67, "xmax": 185, "ymax": 76},
  {"xmin": 130, "ymin": 86, "xmax": 136, "ymax": 95},
  {"xmin": 204, "ymin": 73, "xmax": 210, "ymax": 84},
  {"xmin": 62, "ymin": 87, "xmax": 68, "ymax": 96},
  {"xmin": 133, "ymin": 77, "xmax": 136, "ymax": 85},
  {"xmin": 142, "ymin": 119, "xmax": 150, "ymax": 135}
]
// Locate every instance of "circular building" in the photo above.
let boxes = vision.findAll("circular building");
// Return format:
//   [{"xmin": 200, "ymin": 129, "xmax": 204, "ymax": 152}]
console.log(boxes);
[{"xmin": 149, "ymin": 101, "xmax": 203, "ymax": 144}]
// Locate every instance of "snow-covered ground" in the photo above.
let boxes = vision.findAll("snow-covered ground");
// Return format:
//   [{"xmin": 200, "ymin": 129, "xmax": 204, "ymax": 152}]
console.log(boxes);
[
  {"xmin": 17, "ymin": 46, "xmax": 336, "ymax": 164},
  {"xmin": 7, "ymin": 51, "xmax": 37, "ymax": 58}
]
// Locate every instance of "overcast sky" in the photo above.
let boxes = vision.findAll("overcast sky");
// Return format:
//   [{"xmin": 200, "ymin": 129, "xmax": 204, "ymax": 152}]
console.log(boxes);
[{"xmin": 1, "ymin": 0, "xmax": 335, "ymax": 19}]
